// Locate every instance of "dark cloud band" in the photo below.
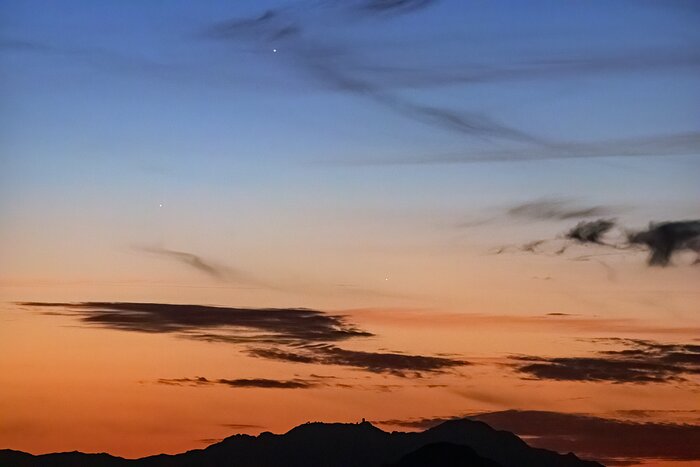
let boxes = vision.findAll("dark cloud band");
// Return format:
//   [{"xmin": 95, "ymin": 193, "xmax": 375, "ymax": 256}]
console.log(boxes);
[
  {"xmin": 21, "ymin": 302, "xmax": 466, "ymax": 376},
  {"xmin": 157, "ymin": 376, "xmax": 317, "ymax": 389},
  {"xmin": 512, "ymin": 338, "xmax": 700, "ymax": 384}
]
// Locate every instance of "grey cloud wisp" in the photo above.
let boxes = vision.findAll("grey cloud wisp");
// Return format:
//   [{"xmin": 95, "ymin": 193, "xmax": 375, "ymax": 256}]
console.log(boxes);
[
  {"xmin": 507, "ymin": 199, "xmax": 619, "ymax": 221},
  {"xmin": 198, "ymin": 2, "xmax": 700, "ymax": 165},
  {"xmin": 6, "ymin": 4, "xmax": 699, "ymax": 163},
  {"xmin": 157, "ymin": 376, "xmax": 317, "ymax": 389},
  {"xmin": 21, "ymin": 302, "xmax": 466, "ymax": 377},
  {"xmin": 136, "ymin": 246, "xmax": 228, "ymax": 279},
  {"xmin": 512, "ymin": 338, "xmax": 700, "ymax": 384},
  {"xmin": 201, "ymin": 5, "xmax": 549, "ymax": 146}
]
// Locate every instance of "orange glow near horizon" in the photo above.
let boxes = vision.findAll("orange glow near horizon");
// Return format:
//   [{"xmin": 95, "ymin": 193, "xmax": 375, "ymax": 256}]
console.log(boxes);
[{"xmin": 1, "ymin": 268, "xmax": 698, "ymax": 465}]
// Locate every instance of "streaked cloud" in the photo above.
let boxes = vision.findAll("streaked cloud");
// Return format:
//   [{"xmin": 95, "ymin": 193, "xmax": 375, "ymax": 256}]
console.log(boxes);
[
  {"xmin": 20, "ymin": 302, "xmax": 370, "ymax": 343},
  {"xmin": 157, "ymin": 376, "xmax": 318, "ymax": 389},
  {"xmin": 21, "ymin": 302, "xmax": 466, "ymax": 377},
  {"xmin": 134, "ymin": 245, "xmax": 274, "ymax": 288},
  {"xmin": 512, "ymin": 338, "xmax": 700, "ymax": 384},
  {"xmin": 135, "ymin": 246, "xmax": 228, "ymax": 280},
  {"xmin": 507, "ymin": 199, "xmax": 618, "ymax": 222},
  {"xmin": 202, "ymin": 6, "xmax": 548, "ymax": 146},
  {"xmin": 353, "ymin": 0, "xmax": 438, "ymax": 16},
  {"xmin": 247, "ymin": 344, "xmax": 466, "ymax": 377},
  {"xmin": 338, "ymin": 131, "xmax": 700, "ymax": 165}
]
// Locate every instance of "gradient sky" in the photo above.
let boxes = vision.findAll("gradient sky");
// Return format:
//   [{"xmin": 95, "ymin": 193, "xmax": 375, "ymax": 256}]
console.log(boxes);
[{"xmin": 1, "ymin": 1, "xmax": 699, "ymax": 466}]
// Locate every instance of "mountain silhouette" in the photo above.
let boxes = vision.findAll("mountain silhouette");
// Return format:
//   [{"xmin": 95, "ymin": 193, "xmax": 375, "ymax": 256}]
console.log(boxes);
[
  {"xmin": 387, "ymin": 442, "xmax": 504, "ymax": 467},
  {"xmin": 0, "ymin": 419, "xmax": 604, "ymax": 467}
]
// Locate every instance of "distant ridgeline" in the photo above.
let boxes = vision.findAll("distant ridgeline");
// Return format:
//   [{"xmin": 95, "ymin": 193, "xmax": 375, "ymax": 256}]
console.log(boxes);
[{"xmin": 0, "ymin": 418, "xmax": 603, "ymax": 467}]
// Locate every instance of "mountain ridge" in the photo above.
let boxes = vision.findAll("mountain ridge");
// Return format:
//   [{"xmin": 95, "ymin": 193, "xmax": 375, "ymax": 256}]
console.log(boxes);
[{"xmin": 0, "ymin": 418, "xmax": 605, "ymax": 467}]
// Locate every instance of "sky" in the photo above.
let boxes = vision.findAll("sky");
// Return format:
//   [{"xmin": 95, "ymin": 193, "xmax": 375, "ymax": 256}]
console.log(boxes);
[{"xmin": 0, "ymin": 1, "xmax": 699, "ymax": 466}]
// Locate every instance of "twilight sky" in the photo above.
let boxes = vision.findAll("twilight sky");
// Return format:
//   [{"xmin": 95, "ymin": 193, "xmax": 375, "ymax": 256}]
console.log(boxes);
[{"xmin": 1, "ymin": 1, "xmax": 699, "ymax": 466}]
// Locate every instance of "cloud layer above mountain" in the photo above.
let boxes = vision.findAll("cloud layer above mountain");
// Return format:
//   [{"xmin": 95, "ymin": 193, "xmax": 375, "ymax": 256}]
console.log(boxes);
[{"xmin": 21, "ymin": 302, "xmax": 466, "ymax": 377}]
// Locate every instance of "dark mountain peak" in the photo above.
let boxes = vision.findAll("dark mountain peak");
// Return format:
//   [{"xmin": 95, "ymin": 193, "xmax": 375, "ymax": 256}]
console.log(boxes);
[
  {"xmin": 421, "ymin": 417, "xmax": 602, "ymax": 467},
  {"xmin": 426, "ymin": 417, "xmax": 527, "ymax": 446},
  {"xmin": 217, "ymin": 432, "xmax": 256, "ymax": 443},
  {"xmin": 428, "ymin": 417, "xmax": 495, "ymax": 432},
  {"xmin": 388, "ymin": 442, "xmax": 504, "ymax": 467},
  {"xmin": 286, "ymin": 420, "xmax": 384, "ymax": 436}
]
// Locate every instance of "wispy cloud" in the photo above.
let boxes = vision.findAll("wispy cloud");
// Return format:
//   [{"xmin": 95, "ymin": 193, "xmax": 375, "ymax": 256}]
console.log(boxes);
[
  {"xmin": 507, "ymin": 199, "xmax": 619, "ymax": 222},
  {"xmin": 202, "ymin": 6, "xmax": 548, "ymax": 146},
  {"xmin": 157, "ymin": 376, "xmax": 317, "ymax": 389},
  {"xmin": 512, "ymin": 338, "xmax": 700, "ymax": 384},
  {"xmin": 135, "ymin": 246, "xmax": 230, "ymax": 280},
  {"xmin": 221, "ymin": 423, "xmax": 264, "ymax": 430},
  {"xmin": 337, "ymin": 131, "xmax": 700, "ymax": 165},
  {"xmin": 133, "ymin": 245, "xmax": 281, "ymax": 289},
  {"xmin": 19, "ymin": 302, "xmax": 370, "ymax": 343},
  {"xmin": 6, "ymin": 3, "xmax": 698, "ymax": 164},
  {"xmin": 458, "ymin": 197, "xmax": 623, "ymax": 230},
  {"xmin": 247, "ymin": 344, "xmax": 466, "ymax": 377},
  {"xmin": 21, "ymin": 302, "xmax": 466, "ymax": 377},
  {"xmin": 352, "ymin": 0, "xmax": 439, "ymax": 17}
]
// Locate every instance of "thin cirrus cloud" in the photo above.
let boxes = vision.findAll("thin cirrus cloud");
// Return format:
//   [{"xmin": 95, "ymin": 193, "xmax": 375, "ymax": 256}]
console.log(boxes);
[
  {"xmin": 374, "ymin": 410, "xmax": 700, "ymax": 465},
  {"xmin": 353, "ymin": 0, "xmax": 438, "ymax": 16},
  {"xmin": 221, "ymin": 423, "xmax": 264, "ymax": 430},
  {"xmin": 340, "ymin": 50, "xmax": 700, "ymax": 90},
  {"xmin": 507, "ymin": 199, "xmax": 619, "ymax": 222},
  {"xmin": 5, "ymin": 3, "xmax": 699, "ymax": 160},
  {"xmin": 456, "ymin": 197, "xmax": 623, "ymax": 229},
  {"xmin": 135, "ymin": 246, "xmax": 228, "ymax": 280},
  {"xmin": 512, "ymin": 338, "xmax": 700, "ymax": 384},
  {"xmin": 202, "ymin": 5, "xmax": 549, "ymax": 146},
  {"xmin": 20, "ymin": 302, "xmax": 466, "ymax": 377},
  {"xmin": 157, "ymin": 376, "xmax": 317, "ymax": 389},
  {"xmin": 156, "ymin": 375, "xmax": 428, "ymax": 390},
  {"xmin": 247, "ymin": 345, "xmax": 467, "ymax": 377},
  {"xmin": 133, "ymin": 245, "xmax": 272, "ymax": 287},
  {"xmin": 19, "ymin": 302, "xmax": 370, "ymax": 343},
  {"xmin": 340, "ymin": 131, "xmax": 700, "ymax": 165},
  {"xmin": 134, "ymin": 246, "xmax": 404, "ymax": 300}
]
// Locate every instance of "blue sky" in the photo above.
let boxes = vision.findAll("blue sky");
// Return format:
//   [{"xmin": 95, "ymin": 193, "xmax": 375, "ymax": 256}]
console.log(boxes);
[{"xmin": 1, "ymin": 0, "xmax": 699, "ymax": 282}]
